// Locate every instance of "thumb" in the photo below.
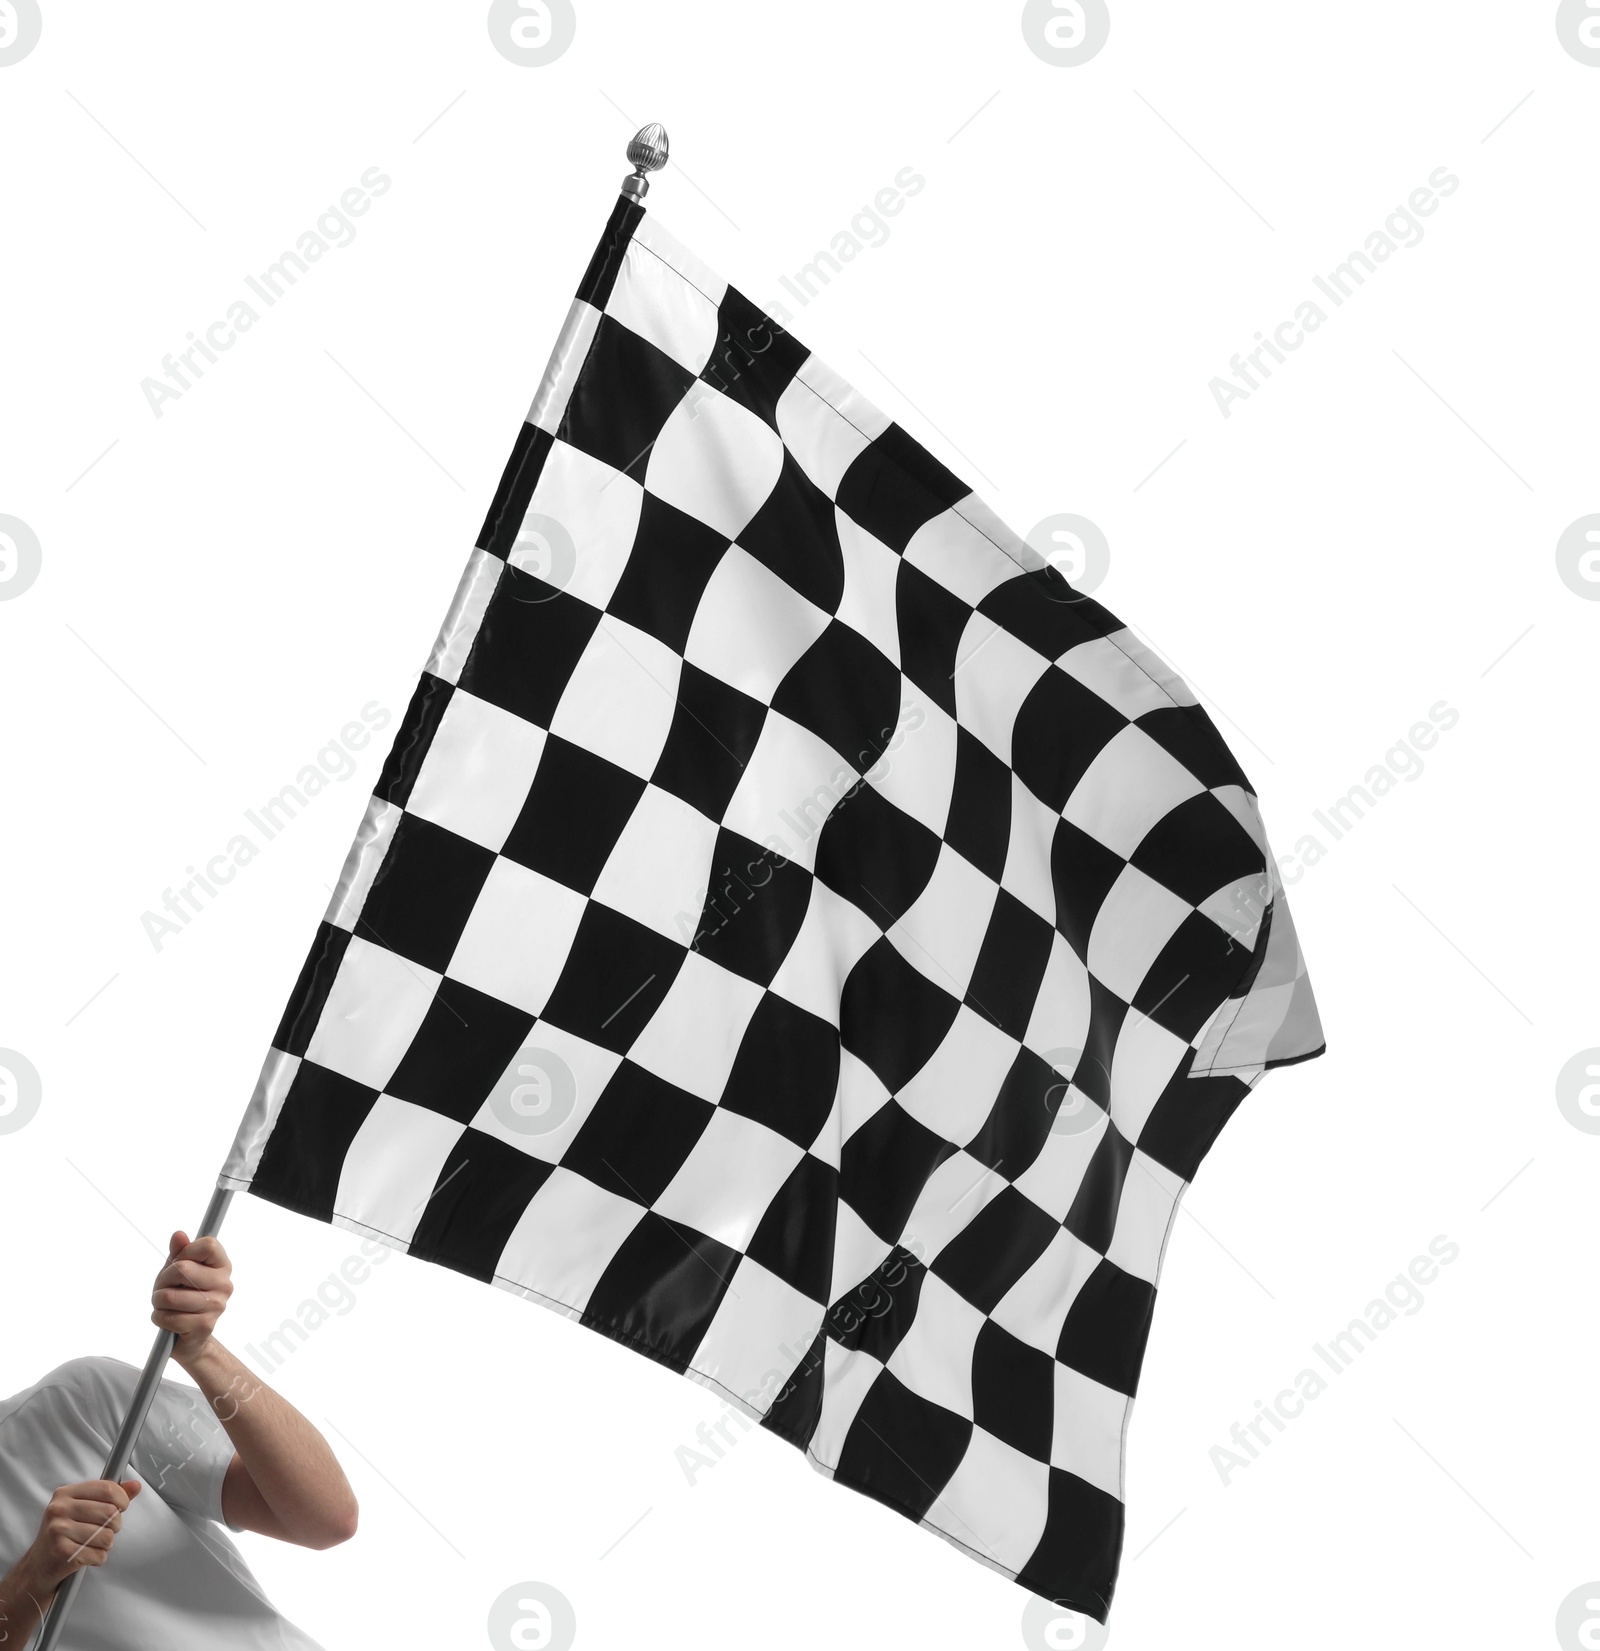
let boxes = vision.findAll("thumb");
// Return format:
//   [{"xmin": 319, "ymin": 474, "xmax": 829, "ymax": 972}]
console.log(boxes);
[
  {"xmin": 120, "ymin": 1480, "xmax": 141, "ymax": 1499},
  {"xmin": 169, "ymin": 1230, "xmax": 189, "ymax": 1257}
]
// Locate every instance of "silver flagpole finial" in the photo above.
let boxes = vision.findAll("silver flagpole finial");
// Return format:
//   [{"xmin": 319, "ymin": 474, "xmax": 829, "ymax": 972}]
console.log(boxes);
[{"xmin": 621, "ymin": 123, "xmax": 669, "ymax": 202}]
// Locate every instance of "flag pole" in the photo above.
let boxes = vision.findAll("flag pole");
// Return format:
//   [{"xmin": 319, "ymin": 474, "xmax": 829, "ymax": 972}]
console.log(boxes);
[
  {"xmin": 33, "ymin": 122, "xmax": 666, "ymax": 1648},
  {"xmin": 32, "ymin": 1183, "xmax": 235, "ymax": 1651}
]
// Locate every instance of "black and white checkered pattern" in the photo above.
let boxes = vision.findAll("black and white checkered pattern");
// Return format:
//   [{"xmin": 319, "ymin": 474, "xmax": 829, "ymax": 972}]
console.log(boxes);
[{"xmin": 220, "ymin": 198, "xmax": 1325, "ymax": 1621}]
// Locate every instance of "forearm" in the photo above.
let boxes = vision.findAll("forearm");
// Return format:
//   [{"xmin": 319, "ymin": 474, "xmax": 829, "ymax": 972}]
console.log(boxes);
[
  {"xmin": 0, "ymin": 1553, "xmax": 53, "ymax": 1646},
  {"xmin": 175, "ymin": 1339, "xmax": 357, "ymax": 1548}
]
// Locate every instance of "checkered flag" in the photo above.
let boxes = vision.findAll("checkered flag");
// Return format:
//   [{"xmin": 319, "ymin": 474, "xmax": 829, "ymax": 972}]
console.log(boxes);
[{"xmin": 219, "ymin": 197, "xmax": 1324, "ymax": 1621}]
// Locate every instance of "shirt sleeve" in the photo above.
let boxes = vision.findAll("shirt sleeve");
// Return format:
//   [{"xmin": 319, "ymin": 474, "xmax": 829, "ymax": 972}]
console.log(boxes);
[{"xmin": 126, "ymin": 1371, "xmax": 239, "ymax": 1531}]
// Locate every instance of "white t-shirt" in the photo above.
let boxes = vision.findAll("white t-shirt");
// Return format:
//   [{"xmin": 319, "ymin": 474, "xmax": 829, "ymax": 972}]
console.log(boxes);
[{"xmin": 0, "ymin": 1356, "xmax": 323, "ymax": 1650}]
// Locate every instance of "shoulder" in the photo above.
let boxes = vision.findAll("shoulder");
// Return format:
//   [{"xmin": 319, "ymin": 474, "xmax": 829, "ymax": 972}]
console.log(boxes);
[{"xmin": 32, "ymin": 1355, "xmax": 142, "ymax": 1401}]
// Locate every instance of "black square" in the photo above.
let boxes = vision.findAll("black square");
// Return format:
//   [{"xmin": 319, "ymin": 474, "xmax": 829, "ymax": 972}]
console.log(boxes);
[
  {"xmin": 650, "ymin": 663, "xmax": 769, "ymax": 823},
  {"xmin": 1137, "ymin": 1066, "xmax": 1252, "ymax": 1182},
  {"xmin": 698, "ymin": 286, "xmax": 809, "ymax": 430},
  {"xmin": 373, "ymin": 673, "xmax": 453, "ymax": 810},
  {"xmin": 719, "ymin": 991, "xmax": 840, "ymax": 1148},
  {"xmin": 929, "ymin": 1185, "xmax": 1060, "ymax": 1314},
  {"xmin": 689, "ymin": 827, "xmax": 813, "ymax": 987},
  {"xmin": 408, "ymin": 1129, "xmax": 554, "ymax": 1282},
  {"xmin": 539, "ymin": 903, "xmax": 686, "ymax": 1053},
  {"xmin": 272, "ymin": 921, "xmax": 352, "ymax": 1057},
  {"xmin": 836, "ymin": 424, "xmax": 969, "ymax": 555},
  {"xmin": 837, "ymin": 1099, "xmax": 956, "ymax": 1244},
  {"xmin": 895, "ymin": 559, "xmax": 971, "ymax": 720},
  {"xmin": 354, "ymin": 813, "xmax": 495, "ymax": 974},
  {"xmin": 1011, "ymin": 665, "xmax": 1130, "ymax": 814},
  {"xmin": 251, "ymin": 1060, "xmax": 380, "ymax": 1223},
  {"xmin": 943, "ymin": 726, "xmax": 1012, "ymax": 883},
  {"xmin": 1130, "ymin": 790, "xmax": 1266, "ymax": 908},
  {"xmin": 607, "ymin": 492, "xmax": 731, "ymax": 653},
  {"xmin": 1061, "ymin": 1122, "xmax": 1136, "ymax": 1256},
  {"xmin": 964, "ymin": 890, "xmax": 1055, "ymax": 1040},
  {"xmin": 826, "ymin": 1245, "xmax": 927, "ymax": 1363},
  {"xmin": 814, "ymin": 784, "xmax": 942, "ymax": 929},
  {"xmin": 557, "ymin": 313, "xmax": 697, "ymax": 480},
  {"xmin": 833, "ymin": 1369, "xmax": 972, "ymax": 1521},
  {"xmin": 761, "ymin": 1328, "xmax": 826, "ymax": 1449},
  {"xmin": 1051, "ymin": 819, "xmax": 1127, "ymax": 962},
  {"xmin": 1018, "ymin": 1468, "xmax": 1124, "ymax": 1623},
  {"xmin": 964, "ymin": 1046, "xmax": 1075, "ymax": 1182},
  {"xmin": 839, "ymin": 937, "xmax": 962, "ymax": 1097},
  {"xmin": 583, "ymin": 1211, "xmax": 743, "ymax": 1370},
  {"xmin": 977, "ymin": 569, "xmax": 1099, "ymax": 661},
  {"xmin": 971, "ymin": 1319, "xmax": 1054, "ymax": 1461},
  {"xmin": 1132, "ymin": 908, "xmax": 1249, "ymax": 1041},
  {"xmin": 1056, "ymin": 1258, "xmax": 1157, "ymax": 1396},
  {"xmin": 745, "ymin": 1153, "xmax": 838, "ymax": 1304},
  {"xmin": 735, "ymin": 450, "xmax": 844, "ymax": 613},
  {"xmin": 1136, "ymin": 704, "xmax": 1251, "ymax": 792},
  {"xmin": 458, "ymin": 565, "xmax": 601, "ymax": 729},
  {"xmin": 771, "ymin": 620, "xmax": 902, "ymax": 774},
  {"xmin": 1077, "ymin": 978, "xmax": 1127, "ymax": 1111},
  {"xmin": 561, "ymin": 1060, "xmax": 713, "ymax": 1205},
  {"xmin": 501, "ymin": 736, "xmax": 647, "ymax": 894},
  {"xmin": 386, "ymin": 977, "xmax": 535, "ymax": 1124}
]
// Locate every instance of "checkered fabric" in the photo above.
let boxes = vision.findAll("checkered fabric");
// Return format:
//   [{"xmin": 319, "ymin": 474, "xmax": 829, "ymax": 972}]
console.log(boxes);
[{"xmin": 220, "ymin": 198, "xmax": 1325, "ymax": 1621}]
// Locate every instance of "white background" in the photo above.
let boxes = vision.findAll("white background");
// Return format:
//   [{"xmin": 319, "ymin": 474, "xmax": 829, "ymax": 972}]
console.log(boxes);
[{"xmin": 2, "ymin": 3, "xmax": 1597, "ymax": 1648}]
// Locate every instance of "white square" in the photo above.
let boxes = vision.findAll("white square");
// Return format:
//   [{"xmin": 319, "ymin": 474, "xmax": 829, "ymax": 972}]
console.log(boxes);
[
  {"xmin": 305, "ymin": 936, "xmax": 441, "ymax": 1092},
  {"xmin": 1104, "ymin": 1149, "xmax": 1183, "ymax": 1285},
  {"xmin": 1086, "ymin": 864, "xmax": 1193, "ymax": 1003},
  {"xmin": 953, "ymin": 617, "xmax": 1052, "ymax": 770},
  {"xmin": 627, "ymin": 951, "xmax": 765, "ymax": 1102},
  {"xmin": 833, "ymin": 512, "xmax": 903, "ymax": 669},
  {"xmin": 1063, "ymin": 723, "xmax": 1207, "ymax": 858},
  {"xmin": 425, "ymin": 549, "xmax": 503, "ymax": 685},
  {"xmin": 1023, "ymin": 933, "xmax": 1094, "ymax": 1059},
  {"xmin": 724, "ymin": 709, "xmax": 854, "ymax": 874},
  {"xmin": 989, "ymin": 1227, "xmax": 1104, "ymax": 1355},
  {"xmin": 766, "ymin": 881, "xmax": 880, "ymax": 1027},
  {"xmin": 446, "ymin": 858, "xmax": 588, "ymax": 1015},
  {"xmin": 653, "ymin": 1107, "xmax": 805, "ymax": 1251},
  {"xmin": 589, "ymin": 785, "xmax": 719, "ymax": 944},
  {"xmin": 405, "ymin": 690, "xmax": 545, "ymax": 852},
  {"xmin": 1058, "ymin": 633, "xmax": 1182, "ymax": 719},
  {"xmin": 868, "ymin": 689, "xmax": 957, "ymax": 836},
  {"xmin": 827, "ymin": 1193, "xmax": 896, "ymax": 1307},
  {"xmin": 889, "ymin": 846, "xmax": 1000, "ymax": 1000},
  {"xmin": 548, "ymin": 615, "xmax": 682, "ymax": 780},
  {"xmin": 1010, "ymin": 1123, "xmax": 1109, "ymax": 1226},
  {"xmin": 884, "ymin": 1271, "xmax": 987, "ymax": 1417},
  {"xmin": 897, "ymin": 1007, "xmax": 1017, "ymax": 1148},
  {"xmin": 1051, "ymin": 1362, "xmax": 1129, "ymax": 1499},
  {"xmin": 899, "ymin": 1150, "xmax": 1009, "ymax": 1264},
  {"xmin": 516, "ymin": 439, "xmax": 643, "ymax": 611},
  {"xmin": 605, "ymin": 239, "xmax": 721, "ymax": 376},
  {"xmin": 683, "ymin": 545, "xmax": 831, "ymax": 705},
  {"xmin": 1107, "ymin": 1009, "xmax": 1192, "ymax": 1143},
  {"xmin": 466, "ymin": 1023, "xmax": 623, "ymax": 1162},
  {"xmin": 493, "ymin": 1165, "xmax": 649, "ymax": 1313},
  {"xmin": 645, "ymin": 384, "xmax": 785, "ymax": 541},
  {"xmin": 903, "ymin": 508, "xmax": 1020, "ymax": 608},
  {"xmin": 775, "ymin": 367, "xmax": 874, "ymax": 497},
  {"xmin": 1000, "ymin": 774, "xmax": 1062, "ymax": 924},
  {"xmin": 334, "ymin": 1094, "xmax": 464, "ymax": 1247},
  {"xmin": 930, "ymin": 1427, "xmax": 1051, "ymax": 1576},
  {"xmin": 691, "ymin": 1258, "xmax": 826, "ymax": 1414}
]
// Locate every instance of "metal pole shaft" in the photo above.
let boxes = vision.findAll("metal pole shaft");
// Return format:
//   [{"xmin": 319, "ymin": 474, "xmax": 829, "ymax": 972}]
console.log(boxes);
[{"xmin": 32, "ymin": 1184, "xmax": 235, "ymax": 1651}]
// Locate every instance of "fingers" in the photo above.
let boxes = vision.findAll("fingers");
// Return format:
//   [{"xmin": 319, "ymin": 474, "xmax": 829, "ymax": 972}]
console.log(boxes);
[{"xmin": 152, "ymin": 1235, "xmax": 233, "ymax": 1341}]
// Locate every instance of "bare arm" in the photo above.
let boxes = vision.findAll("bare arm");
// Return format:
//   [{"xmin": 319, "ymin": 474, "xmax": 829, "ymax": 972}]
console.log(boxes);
[{"xmin": 154, "ymin": 1231, "xmax": 358, "ymax": 1551}]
